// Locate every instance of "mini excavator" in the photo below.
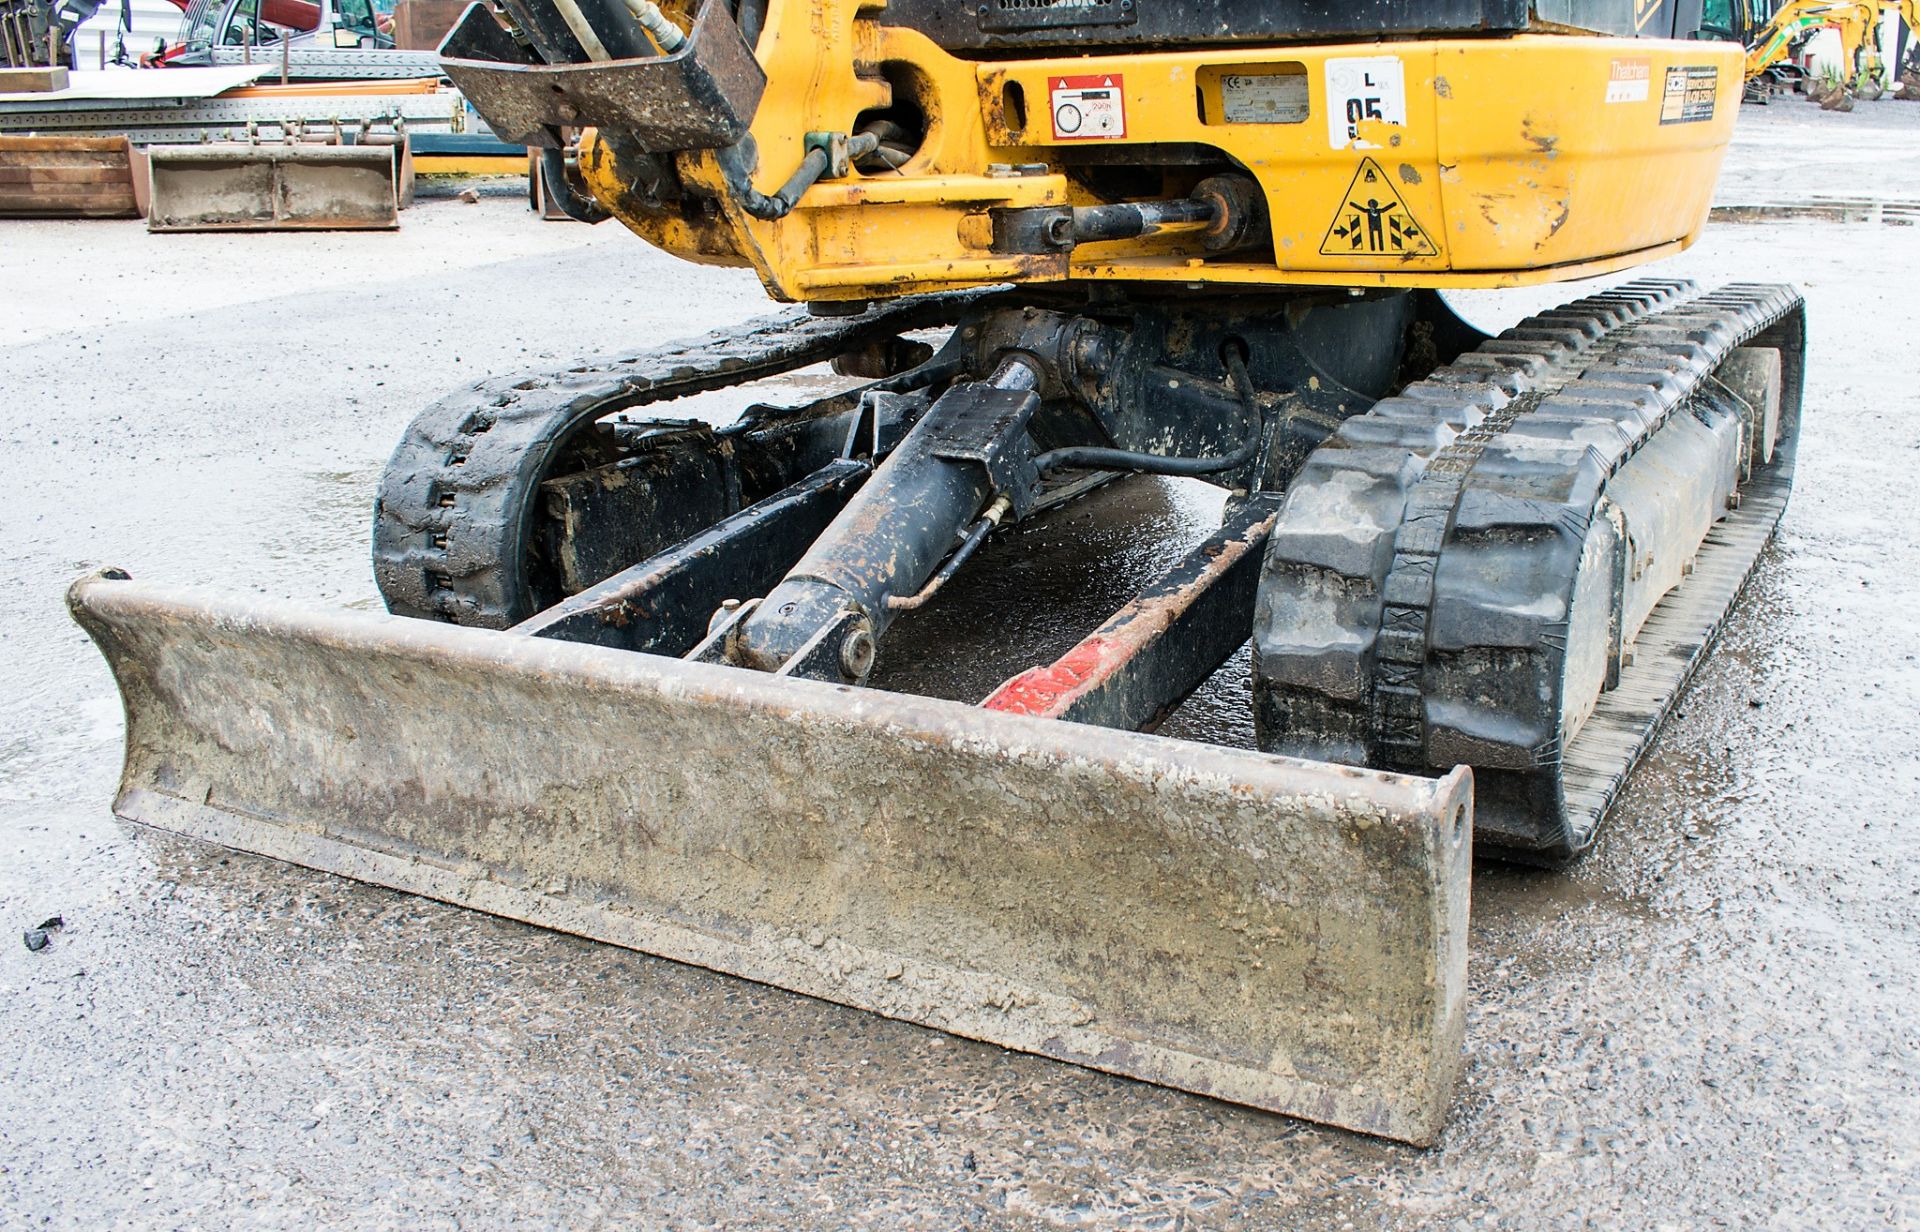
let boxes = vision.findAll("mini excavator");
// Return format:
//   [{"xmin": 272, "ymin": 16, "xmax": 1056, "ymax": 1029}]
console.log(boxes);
[
  {"xmin": 70, "ymin": 0, "xmax": 1806, "ymax": 1145},
  {"xmin": 1724, "ymin": 0, "xmax": 1918, "ymax": 101}
]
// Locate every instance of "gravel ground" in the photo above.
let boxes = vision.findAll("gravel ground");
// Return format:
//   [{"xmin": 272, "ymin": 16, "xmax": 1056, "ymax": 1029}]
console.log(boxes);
[
  {"xmin": 1711, "ymin": 93, "xmax": 1920, "ymax": 206},
  {"xmin": 1, "ymin": 104, "xmax": 1917, "ymax": 1229}
]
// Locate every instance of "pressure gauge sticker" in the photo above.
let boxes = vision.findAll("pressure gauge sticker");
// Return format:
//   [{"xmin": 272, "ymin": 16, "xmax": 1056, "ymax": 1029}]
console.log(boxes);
[{"xmin": 1049, "ymin": 75, "xmax": 1128, "ymax": 141}]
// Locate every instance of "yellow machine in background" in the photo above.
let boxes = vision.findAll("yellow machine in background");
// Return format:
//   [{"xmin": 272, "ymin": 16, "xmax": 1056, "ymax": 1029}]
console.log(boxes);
[
  {"xmin": 71, "ymin": 0, "xmax": 1808, "ymax": 1147},
  {"xmin": 1735, "ymin": 0, "xmax": 1917, "ymax": 100}
]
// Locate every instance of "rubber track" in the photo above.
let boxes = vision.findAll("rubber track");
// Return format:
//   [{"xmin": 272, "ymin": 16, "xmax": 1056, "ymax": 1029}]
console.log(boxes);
[
  {"xmin": 372, "ymin": 292, "xmax": 988, "ymax": 626},
  {"xmin": 1368, "ymin": 280, "xmax": 1701, "ymax": 774},
  {"xmin": 1255, "ymin": 279, "xmax": 1806, "ymax": 861}
]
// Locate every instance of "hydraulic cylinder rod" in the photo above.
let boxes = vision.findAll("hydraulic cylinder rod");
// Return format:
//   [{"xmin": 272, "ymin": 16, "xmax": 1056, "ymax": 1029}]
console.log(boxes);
[{"xmin": 728, "ymin": 357, "xmax": 1039, "ymax": 678}]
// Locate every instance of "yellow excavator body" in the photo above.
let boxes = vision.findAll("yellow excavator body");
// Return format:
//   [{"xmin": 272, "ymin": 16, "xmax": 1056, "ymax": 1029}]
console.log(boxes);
[{"xmin": 582, "ymin": 11, "xmax": 1743, "ymax": 300}]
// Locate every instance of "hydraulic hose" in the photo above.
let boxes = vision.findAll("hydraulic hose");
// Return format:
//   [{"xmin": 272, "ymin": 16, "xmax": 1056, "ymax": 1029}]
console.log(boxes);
[
  {"xmin": 732, "ymin": 131, "xmax": 881, "ymax": 221},
  {"xmin": 616, "ymin": 0, "xmax": 684, "ymax": 52},
  {"xmin": 549, "ymin": 0, "xmax": 612, "ymax": 61},
  {"xmin": 886, "ymin": 496, "xmax": 1011, "ymax": 612},
  {"xmin": 736, "ymin": 0, "xmax": 767, "ymax": 48},
  {"xmin": 540, "ymin": 147, "xmax": 611, "ymax": 224},
  {"xmin": 1033, "ymin": 345, "xmax": 1266, "ymax": 479}
]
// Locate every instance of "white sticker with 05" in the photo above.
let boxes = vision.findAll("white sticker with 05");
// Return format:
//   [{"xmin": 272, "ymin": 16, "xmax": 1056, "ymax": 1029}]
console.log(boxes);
[{"xmin": 1325, "ymin": 56, "xmax": 1407, "ymax": 150}]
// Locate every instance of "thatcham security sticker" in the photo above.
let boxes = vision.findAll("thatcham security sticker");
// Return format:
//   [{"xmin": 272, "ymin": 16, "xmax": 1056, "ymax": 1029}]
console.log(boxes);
[
  {"xmin": 1325, "ymin": 56, "xmax": 1406, "ymax": 149},
  {"xmin": 1608, "ymin": 58, "xmax": 1652, "ymax": 104},
  {"xmin": 1050, "ymin": 75, "xmax": 1127, "ymax": 140}
]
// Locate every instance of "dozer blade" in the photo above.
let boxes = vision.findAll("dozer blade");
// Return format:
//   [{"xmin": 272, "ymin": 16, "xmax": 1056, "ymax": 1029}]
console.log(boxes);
[{"xmin": 69, "ymin": 572, "xmax": 1472, "ymax": 1145}]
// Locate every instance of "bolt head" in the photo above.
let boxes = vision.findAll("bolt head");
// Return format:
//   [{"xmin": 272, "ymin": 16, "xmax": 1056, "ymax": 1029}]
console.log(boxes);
[{"xmin": 839, "ymin": 627, "xmax": 877, "ymax": 680}]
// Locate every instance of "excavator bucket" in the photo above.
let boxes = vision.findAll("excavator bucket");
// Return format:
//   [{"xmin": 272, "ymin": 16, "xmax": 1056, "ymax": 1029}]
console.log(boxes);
[
  {"xmin": 69, "ymin": 572, "xmax": 1472, "ymax": 1146},
  {"xmin": 145, "ymin": 141, "xmax": 406, "ymax": 233}
]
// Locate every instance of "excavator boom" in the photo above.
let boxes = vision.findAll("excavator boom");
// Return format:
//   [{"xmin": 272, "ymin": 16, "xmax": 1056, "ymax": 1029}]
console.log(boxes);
[{"xmin": 1742, "ymin": 0, "xmax": 1917, "ymax": 84}]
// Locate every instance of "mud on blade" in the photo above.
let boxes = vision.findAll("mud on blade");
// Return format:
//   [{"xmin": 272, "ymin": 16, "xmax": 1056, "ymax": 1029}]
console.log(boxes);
[{"xmin": 70, "ymin": 574, "xmax": 1471, "ymax": 1145}]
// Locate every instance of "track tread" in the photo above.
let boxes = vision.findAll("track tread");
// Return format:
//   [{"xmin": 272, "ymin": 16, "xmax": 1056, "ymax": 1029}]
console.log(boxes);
[
  {"xmin": 372, "ymin": 292, "xmax": 985, "ymax": 626},
  {"xmin": 1254, "ymin": 280, "xmax": 1806, "ymax": 861}
]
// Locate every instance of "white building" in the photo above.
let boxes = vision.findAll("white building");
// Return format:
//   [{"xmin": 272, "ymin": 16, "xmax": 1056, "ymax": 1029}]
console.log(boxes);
[{"xmin": 69, "ymin": 0, "xmax": 191, "ymax": 68}]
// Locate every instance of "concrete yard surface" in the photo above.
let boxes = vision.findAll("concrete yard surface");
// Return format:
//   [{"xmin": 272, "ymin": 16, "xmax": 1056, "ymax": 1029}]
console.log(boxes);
[
  {"xmin": 2, "ymin": 102, "xmax": 1918, "ymax": 1228},
  {"xmin": 1711, "ymin": 96, "xmax": 1920, "ymax": 206}
]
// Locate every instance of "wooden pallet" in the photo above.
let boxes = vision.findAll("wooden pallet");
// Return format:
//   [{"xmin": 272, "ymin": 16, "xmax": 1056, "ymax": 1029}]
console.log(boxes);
[{"xmin": 0, "ymin": 134, "xmax": 145, "ymax": 218}]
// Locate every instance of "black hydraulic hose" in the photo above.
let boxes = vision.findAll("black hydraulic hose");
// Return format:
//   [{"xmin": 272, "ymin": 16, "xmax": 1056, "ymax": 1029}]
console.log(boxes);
[
  {"xmin": 853, "ymin": 120, "xmax": 914, "ymax": 173},
  {"xmin": 1029, "ymin": 441, "xmax": 1254, "ymax": 480},
  {"xmin": 856, "ymin": 118, "xmax": 909, "ymax": 145},
  {"xmin": 733, "ymin": 146, "xmax": 828, "ymax": 220},
  {"xmin": 733, "ymin": 131, "xmax": 881, "ymax": 221},
  {"xmin": 872, "ymin": 353, "xmax": 967, "ymax": 394},
  {"xmin": 540, "ymin": 147, "xmax": 611, "ymax": 224},
  {"xmin": 1033, "ymin": 346, "xmax": 1265, "ymax": 479}
]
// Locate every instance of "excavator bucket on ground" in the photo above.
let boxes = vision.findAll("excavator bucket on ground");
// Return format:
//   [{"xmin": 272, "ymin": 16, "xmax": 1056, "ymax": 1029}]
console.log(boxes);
[
  {"xmin": 146, "ymin": 136, "xmax": 409, "ymax": 232},
  {"xmin": 0, "ymin": 135, "xmax": 146, "ymax": 219}
]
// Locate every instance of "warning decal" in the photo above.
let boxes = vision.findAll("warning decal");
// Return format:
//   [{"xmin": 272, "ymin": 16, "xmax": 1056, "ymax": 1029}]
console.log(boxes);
[
  {"xmin": 1320, "ymin": 158, "xmax": 1437, "ymax": 258},
  {"xmin": 1049, "ymin": 75, "xmax": 1127, "ymax": 141}
]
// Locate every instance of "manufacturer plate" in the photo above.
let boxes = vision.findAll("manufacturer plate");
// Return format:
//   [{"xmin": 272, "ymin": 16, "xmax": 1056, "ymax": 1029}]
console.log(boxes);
[
  {"xmin": 1218, "ymin": 71, "xmax": 1308, "ymax": 124},
  {"xmin": 1660, "ymin": 65, "xmax": 1718, "ymax": 124}
]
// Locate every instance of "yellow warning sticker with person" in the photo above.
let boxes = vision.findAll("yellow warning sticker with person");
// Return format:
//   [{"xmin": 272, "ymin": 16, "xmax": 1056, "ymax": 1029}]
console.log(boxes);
[{"xmin": 1320, "ymin": 158, "xmax": 1438, "ymax": 258}]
